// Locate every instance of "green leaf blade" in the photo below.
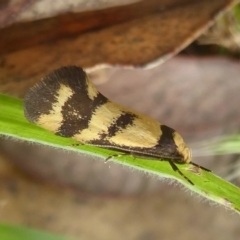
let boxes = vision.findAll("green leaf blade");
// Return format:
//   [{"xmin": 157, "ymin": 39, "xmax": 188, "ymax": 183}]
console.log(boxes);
[
  {"xmin": 0, "ymin": 224, "xmax": 71, "ymax": 240},
  {"xmin": 1, "ymin": 93, "xmax": 240, "ymax": 214}
]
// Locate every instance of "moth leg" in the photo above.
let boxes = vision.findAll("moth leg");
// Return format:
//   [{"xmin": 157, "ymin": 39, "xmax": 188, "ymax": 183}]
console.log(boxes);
[
  {"xmin": 70, "ymin": 142, "xmax": 84, "ymax": 147},
  {"xmin": 105, "ymin": 152, "xmax": 132, "ymax": 162},
  {"xmin": 168, "ymin": 160, "xmax": 194, "ymax": 185},
  {"xmin": 191, "ymin": 162, "xmax": 211, "ymax": 172}
]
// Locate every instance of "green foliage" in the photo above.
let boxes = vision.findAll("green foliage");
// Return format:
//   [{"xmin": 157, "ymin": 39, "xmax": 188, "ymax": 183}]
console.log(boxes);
[
  {"xmin": 0, "ymin": 224, "xmax": 71, "ymax": 240},
  {"xmin": 1, "ymin": 94, "xmax": 240, "ymax": 216}
]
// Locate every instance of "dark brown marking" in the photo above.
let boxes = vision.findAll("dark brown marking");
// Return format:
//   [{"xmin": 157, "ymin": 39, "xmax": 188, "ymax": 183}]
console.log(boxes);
[
  {"xmin": 104, "ymin": 112, "xmax": 137, "ymax": 138},
  {"xmin": 24, "ymin": 76, "xmax": 60, "ymax": 123},
  {"xmin": 24, "ymin": 66, "xmax": 87, "ymax": 123},
  {"xmin": 57, "ymin": 92, "xmax": 108, "ymax": 137},
  {"xmin": 158, "ymin": 125, "xmax": 176, "ymax": 147},
  {"xmin": 150, "ymin": 125, "xmax": 182, "ymax": 160}
]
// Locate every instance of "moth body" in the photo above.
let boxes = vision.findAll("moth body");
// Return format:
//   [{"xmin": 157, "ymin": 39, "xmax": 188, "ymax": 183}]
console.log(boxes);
[{"xmin": 24, "ymin": 66, "xmax": 200, "ymax": 184}]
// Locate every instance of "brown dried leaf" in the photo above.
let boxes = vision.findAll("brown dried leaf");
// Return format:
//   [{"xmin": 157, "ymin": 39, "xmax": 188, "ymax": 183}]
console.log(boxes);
[
  {"xmin": 0, "ymin": 0, "xmax": 236, "ymax": 96},
  {"xmin": 0, "ymin": 0, "xmax": 139, "ymax": 28}
]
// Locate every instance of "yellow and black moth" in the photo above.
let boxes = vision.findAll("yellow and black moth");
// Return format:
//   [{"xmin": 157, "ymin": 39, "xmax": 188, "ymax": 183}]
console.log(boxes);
[{"xmin": 24, "ymin": 66, "xmax": 209, "ymax": 185}]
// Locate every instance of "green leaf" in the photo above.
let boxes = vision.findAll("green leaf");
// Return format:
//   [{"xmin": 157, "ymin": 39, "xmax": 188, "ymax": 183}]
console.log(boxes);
[
  {"xmin": 1, "ymin": 94, "xmax": 240, "ymax": 214},
  {"xmin": 0, "ymin": 223, "xmax": 71, "ymax": 240},
  {"xmin": 208, "ymin": 134, "xmax": 240, "ymax": 155}
]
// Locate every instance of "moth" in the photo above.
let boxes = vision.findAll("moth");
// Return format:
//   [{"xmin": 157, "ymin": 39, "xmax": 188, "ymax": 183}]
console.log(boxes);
[{"xmin": 24, "ymin": 66, "xmax": 209, "ymax": 185}]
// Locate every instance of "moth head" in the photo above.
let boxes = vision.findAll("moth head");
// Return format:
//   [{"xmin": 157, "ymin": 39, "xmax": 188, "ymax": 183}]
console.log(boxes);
[{"xmin": 173, "ymin": 132, "xmax": 192, "ymax": 163}]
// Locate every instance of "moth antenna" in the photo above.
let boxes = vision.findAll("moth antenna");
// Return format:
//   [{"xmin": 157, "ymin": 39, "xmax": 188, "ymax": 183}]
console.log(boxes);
[{"xmin": 191, "ymin": 162, "xmax": 211, "ymax": 172}]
